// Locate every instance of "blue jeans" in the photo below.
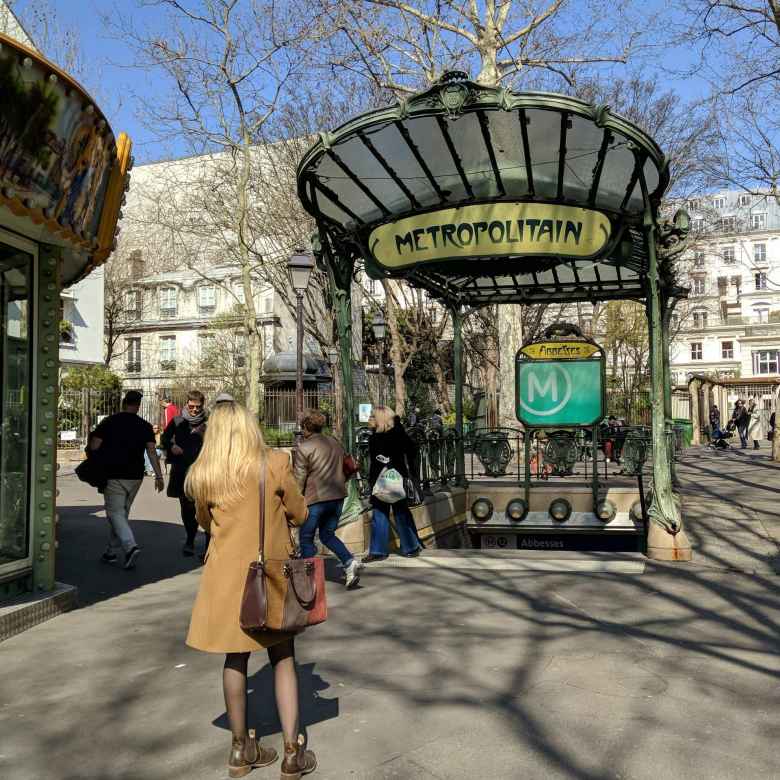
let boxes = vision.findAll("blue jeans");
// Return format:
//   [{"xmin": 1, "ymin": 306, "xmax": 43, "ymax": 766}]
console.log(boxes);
[
  {"xmin": 370, "ymin": 499, "xmax": 420, "ymax": 556},
  {"xmin": 300, "ymin": 499, "xmax": 353, "ymax": 567}
]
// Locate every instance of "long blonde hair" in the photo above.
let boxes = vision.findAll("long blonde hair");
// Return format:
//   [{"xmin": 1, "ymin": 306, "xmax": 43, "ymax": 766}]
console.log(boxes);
[{"xmin": 185, "ymin": 401, "xmax": 266, "ymax": 508}]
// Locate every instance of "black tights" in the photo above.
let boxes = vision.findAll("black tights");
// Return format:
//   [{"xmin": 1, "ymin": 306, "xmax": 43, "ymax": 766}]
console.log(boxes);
[{"xmin": 223, "ymin": 638, "xmax": 298, "ymax": 743}]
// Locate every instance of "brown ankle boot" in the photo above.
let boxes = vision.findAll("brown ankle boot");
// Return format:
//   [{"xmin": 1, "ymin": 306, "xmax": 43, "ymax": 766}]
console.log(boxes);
[
  {"xmin": 228, "ymin": 729, "xmax": 278, "ymax": 778},
  {"xmin": 280, "ymin": 734, "xmax": 317, "ymax": 780}
]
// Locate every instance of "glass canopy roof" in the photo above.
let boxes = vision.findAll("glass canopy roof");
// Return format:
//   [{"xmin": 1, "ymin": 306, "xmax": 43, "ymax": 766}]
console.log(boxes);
[{"xmin": 297, "ymin": 72, "xmax": 671, "ymax": 306}]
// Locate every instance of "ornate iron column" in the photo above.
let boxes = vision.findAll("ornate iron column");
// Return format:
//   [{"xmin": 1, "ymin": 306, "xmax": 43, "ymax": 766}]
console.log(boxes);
[
  {"xmin": 643, "ymin": 206, "xmax": 692, "ymax": 560},
  {"xmin": 451, "ymin": 305, "xmax": 467, "ymax": 487}
]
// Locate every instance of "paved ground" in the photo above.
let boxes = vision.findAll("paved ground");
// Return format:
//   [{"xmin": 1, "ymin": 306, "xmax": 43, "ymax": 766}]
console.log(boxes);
[{"xmin": 1, "ymin": 447, "xmax": 779, "ymax": 780}]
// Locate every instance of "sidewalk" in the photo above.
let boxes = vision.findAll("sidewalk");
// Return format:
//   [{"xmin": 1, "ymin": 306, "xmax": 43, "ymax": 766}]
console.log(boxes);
[{"xmin": 0, "ymin": 455, "xmax": 778, "ymax": 779}]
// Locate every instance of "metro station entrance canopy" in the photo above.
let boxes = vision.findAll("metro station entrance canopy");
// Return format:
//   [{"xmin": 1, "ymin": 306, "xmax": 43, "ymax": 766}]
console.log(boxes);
[{"xmin": 297, "ymin": 71, "xmax": 692, "ymax": 559}]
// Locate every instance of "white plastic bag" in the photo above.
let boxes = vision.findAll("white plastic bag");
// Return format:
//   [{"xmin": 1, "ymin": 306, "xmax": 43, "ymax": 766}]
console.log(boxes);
[{"xmin": 371, "ymin": 466, "xmax": 407, "ymax": 503}]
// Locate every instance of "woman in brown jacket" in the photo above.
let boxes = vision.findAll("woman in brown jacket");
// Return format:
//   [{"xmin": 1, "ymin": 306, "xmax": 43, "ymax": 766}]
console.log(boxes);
[{"xmin": 185, "ymin": 401, "xmax": 317, "ymax": 780}]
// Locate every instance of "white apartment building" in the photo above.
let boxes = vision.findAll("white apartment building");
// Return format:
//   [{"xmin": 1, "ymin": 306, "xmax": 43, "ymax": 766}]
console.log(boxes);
[
  {"xmin": 59, "ymin": 268, "xmax": 105, "ymax": 367},
  {"xmin": 671, "ymin": 191, "xmax": 780, "ymax": 384},
  {"xmin": 110, "ymin": 260, "xmax": 307, "ymax": 398}
]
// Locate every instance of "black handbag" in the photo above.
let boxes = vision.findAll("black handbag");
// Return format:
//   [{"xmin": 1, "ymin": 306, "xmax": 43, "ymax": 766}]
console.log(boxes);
[
  {"xmin": 402, "ymin": 453, "xmax": 424, "ymax": 507},
  {"xmin": 75, "ymin": 456, "xmax": 107, "ymax": 491}
]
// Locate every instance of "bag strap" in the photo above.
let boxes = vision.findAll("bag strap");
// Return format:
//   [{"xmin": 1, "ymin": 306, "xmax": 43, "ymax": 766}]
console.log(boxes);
[{"xmin": 258, "ymin": 462, "xmax": 266, "ymax": 564}]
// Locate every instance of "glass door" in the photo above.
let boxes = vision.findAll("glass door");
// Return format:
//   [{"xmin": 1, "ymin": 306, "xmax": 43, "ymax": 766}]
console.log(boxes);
[{"xmin": 0, "ymin": 233, "xmax": 35, "ymax": 577}]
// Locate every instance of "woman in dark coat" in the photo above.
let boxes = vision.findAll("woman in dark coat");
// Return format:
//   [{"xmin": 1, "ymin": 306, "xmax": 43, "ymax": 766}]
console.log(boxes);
[
  {"xmin": 362, "ymin": 406, "xmax": 422, "ymax": 562},
  {"xmin": 161, "ymin": 390, "xmax": 209, "ymax": 557}
]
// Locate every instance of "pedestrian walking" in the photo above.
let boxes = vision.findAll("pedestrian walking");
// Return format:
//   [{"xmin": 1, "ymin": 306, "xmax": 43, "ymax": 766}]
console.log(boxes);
[
  {"xmin": 747, "ymin": 398, "xmax": 763, "ymax": 450},
  {"xmin": 362, "ymin": 406, "xmax": 423, "ymax": 562},
  {"xmin": 732, "ymin": 400, "xmax": 749, "ymax": 448},
  {"xmin": 89, "ymin": 390, "xmax": 164, "ymax": 569},
  {"xmin": 184, "ymin": 400, "xmax": 316, "ymax": 780},
  {"xmin": 709, "ymin": 404, "xmax": 721, "ymax": 438},
  {"xmin": 293, "ymin": 410, "xmax": 362, "ymax": 589},
  {"xmin": 161, "ymin": 389, "xmax": 209, "ymax": 559}
]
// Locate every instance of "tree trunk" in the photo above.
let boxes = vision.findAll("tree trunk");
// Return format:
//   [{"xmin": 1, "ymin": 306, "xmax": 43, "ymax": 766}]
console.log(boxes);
[
  {"xmin": 383, "ymin": 280, "xmax": 406, "ymax": 413},
  {"xmin": 432, "ymin": 359, "xmax": 453, "ymax": 414},
  {"xmin": 498, "ymin": 304, "xmax": 523, "ymax": 427}
]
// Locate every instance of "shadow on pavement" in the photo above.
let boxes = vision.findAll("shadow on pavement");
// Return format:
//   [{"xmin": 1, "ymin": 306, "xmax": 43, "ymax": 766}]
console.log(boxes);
[
  {"xmin": 56, "ymin": 504, "xmax": 205, "ymax": 606},
  {"xmin": 211, "ymin": 661, "xmax": 339, "ymax": 739}
]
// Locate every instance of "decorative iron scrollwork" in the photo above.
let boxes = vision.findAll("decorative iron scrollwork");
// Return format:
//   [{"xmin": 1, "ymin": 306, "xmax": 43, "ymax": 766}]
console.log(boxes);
[
  {"xmin": 474, "ymin": 430, "xmax": 514, "ymax": 477},
  {"xmin": 543, "ymin": 432, "xmax": 578, "ymax": 476},
  {"xmin": 620, "ymin": 429, "xmax": 650, "ymax": 476}
]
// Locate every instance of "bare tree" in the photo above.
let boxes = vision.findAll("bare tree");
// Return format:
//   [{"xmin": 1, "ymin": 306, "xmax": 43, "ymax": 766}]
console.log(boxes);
[
  {"xmin": 677, "ymin": 1, "xmax": 780, "ymax": 200},
  {"xmin": 107, "ymin": 0, "xmax": 320, "ymax": 415}
]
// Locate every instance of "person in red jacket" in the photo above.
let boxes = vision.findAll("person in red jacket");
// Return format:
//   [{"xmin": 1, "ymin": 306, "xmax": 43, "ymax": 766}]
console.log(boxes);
[{"xmin": 161, "ymin": 395, "xmax": 180, "ymax": 428}]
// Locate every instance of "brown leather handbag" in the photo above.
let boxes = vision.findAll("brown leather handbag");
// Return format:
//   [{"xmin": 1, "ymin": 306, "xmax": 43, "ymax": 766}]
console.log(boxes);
[{"xmin": 239, "ymin": 464, "xmax": 328, "ymax": 632}]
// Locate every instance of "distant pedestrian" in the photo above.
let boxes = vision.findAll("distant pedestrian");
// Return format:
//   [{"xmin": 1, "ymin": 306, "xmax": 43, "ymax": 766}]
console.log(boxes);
[
  {"xmin": 184, "ymin": 400, "xmax": 315, "ymax": 780},
  {"xmin": 709, "ymin": 404, "xmax": 721, "ymax": 437},
  {"xmin": 362, "ymin": 406, "xmax": 422, "ymax": 562},
  {"xmin": 747, "ymin": 398, "xmax": 763, "ymax": 450},
  {"xmin": 162, "ymin": 390, "xmax": 209, "ymax": 558},
  {"xmin": 733, "ymin": 399, "xmax": 749, "ymax": 448},
  {"xmin": 429, "ymin": 408, "xmax": 443, "ymax": 432},
  {"xmin": 161, "ymin": 395, "xmax": 180, "ymax": 428},
  {"xmin": 408, "ymin": 406, "xmax": 421, "ymax": 427},
  {"xmin": 293, "ymin": 410, "xmax": 361, "ymax": 589},
  {"xmin": 89, "ymin": 390, "xmax": 164, "ymax": 569}
]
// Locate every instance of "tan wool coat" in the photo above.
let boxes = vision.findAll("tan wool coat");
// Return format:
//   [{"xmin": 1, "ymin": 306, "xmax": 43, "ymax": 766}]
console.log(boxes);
[{"xmin": 186, "ymin": 449, "xmax": 308, "ymax": 653}]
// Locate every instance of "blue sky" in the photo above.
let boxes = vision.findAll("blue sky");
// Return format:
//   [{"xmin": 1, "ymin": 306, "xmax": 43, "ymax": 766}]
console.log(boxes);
[{"xmin": 14, "ymin": 0, "xmax": 706, "ymax": 165}]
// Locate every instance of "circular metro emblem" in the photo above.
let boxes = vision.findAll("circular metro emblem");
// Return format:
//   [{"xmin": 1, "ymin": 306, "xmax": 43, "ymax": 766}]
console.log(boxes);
[{"xmin": 519, "ymin": 364, "xmax": 573, "ymax": 417}]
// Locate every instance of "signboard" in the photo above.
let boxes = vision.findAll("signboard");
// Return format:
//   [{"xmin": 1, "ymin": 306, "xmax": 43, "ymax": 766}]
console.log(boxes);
[
  {"xmin": 520, "ymin": 341, "xmax": 599, "ymax": 360},
  {"xmin": 516, "ymin": 343, "xmax": 605, "ymax": 427},
  {"xmin": 368, "ymin": 202, "xmax": 611, "ymax": 269}
]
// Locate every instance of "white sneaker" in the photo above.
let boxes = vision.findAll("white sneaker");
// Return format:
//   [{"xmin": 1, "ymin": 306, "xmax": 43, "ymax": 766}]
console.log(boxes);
[{"xmin": 345, "ymin": 560, "xmax": 362, "ymax": 589}]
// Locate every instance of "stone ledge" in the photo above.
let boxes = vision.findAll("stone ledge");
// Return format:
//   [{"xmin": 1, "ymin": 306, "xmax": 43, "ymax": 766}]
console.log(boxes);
[{"xmin": 0, "ymin": 583, "xmax": 78, "ymax": 643}]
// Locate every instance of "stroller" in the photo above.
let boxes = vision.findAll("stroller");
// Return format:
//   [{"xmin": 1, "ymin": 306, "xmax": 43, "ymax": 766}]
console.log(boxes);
[{"xmin": 710, "ymin": 419, "xmax": 735, "ymax": 449}]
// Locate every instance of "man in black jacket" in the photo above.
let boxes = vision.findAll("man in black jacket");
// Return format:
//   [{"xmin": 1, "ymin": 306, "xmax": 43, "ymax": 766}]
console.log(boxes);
[{"xmin": 161, "ymin": 389, "xmax": 208, "ymax": 558}]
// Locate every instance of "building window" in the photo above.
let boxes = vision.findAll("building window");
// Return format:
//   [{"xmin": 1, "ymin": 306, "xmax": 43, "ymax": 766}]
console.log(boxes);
[
  {"xmin": 234, "ymin": 282, "xmax": 245, "ymax": 305},
  {"xmin": 753, "ymin": 350, "xmax": 779, "ymax": 375},
  {"xmin": 751, "ymin": 213, "xmax": 766, "ymax": 230},
  {"xmin": 694, "ymin": 252, "xmax": 705, "ymax": 268},
  {"xmin": 722, "ymin": 246, "xmax": 735, "ymax": 264},
  {"xmin": 367, "ymin": 278, "xmax": 377, "ymax": 295},
  {"xmin": 691, "ymin": 277, "xmax": 706, "ymax": 296},
  {"xmin": 689, "ymin": 198, "xmax": 700, "ymax": 210},
  {"xmin": 159, "ymin": 335, "xmax": 177, "ymax": 370},
  {"xmin": 713, "ymin": 197, "xmax": 726, "ymax": 209},
  {"xmin": 197, "ymin": 285, "xmax": 216, "ymax": 313},
  {"xmin": 159, "ymin": 287, "xmax": 177, "ymax": 319},
  {"xmin": 264, "ymin": 296, "xmax": 273, "ymax": 313},
  {"xmin": 691, "ymin": 218, "xmax": 705, "ymax": 233},
  {"xmin": 722, "ymin": 341, "xmax": 734, "ymax": 359},
  {"xmin": 754, "ymin": 243, "xmax": 766, "ymax": 264},
  {"xmin": 717, "ymin": 276, "xmax": 728, "ymax": 296},
  {"xmin": 755, "ymin": 272, "xmax": 768, "ymax": 291},
  {"xmin": 234, "ymin": 332, "xmax": 246, "ymax": 367},
  {"xmin": 126, "ymin": 338, "xmax": 141, "ymax": 373},
  {"xmin": 125, "ymin": 289, "xmax": 141, "ymax": 320},
  {"xmin": 198, "ymin": 333, "xmax": 216, "ymax": 367},
  {"xmin": 738, "ymin": 194, "xmax": 751, "ymax": 207},
  {"xmin": 754, "ymin": 307, "xmax": 769, "ymax": 323},
  {"xmin": 717, "ymin": 215, "xmax": 736, "ymax": 233},
  {"xmin": 692, "ymin": 310, "xmax": 708, "ymax": 329},
  {"xmin": 691, "ymin": 342, "xmax": 703, "ymax": 360}
]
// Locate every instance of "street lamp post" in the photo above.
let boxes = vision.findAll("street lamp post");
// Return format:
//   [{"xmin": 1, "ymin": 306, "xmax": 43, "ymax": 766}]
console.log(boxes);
[
  {"xmin": 287, "ymin": 250, "xmax": 315, "ymax": 435},
  {"xmin": 371, "ymin": 310, "xmax": 386, "ymax": 407}
]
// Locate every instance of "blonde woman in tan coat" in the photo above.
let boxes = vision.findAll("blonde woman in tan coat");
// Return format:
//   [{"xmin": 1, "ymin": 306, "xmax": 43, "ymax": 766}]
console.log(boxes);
[{"xmin": 185, "ymin": 401, "xmax": 317, "ymax": 780}]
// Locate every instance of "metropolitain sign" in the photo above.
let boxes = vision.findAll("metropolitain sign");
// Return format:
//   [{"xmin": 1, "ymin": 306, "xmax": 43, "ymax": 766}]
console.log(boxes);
[{"xmin": 368, "ymin": 202, "xmax": 612, "ymax": 269}]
